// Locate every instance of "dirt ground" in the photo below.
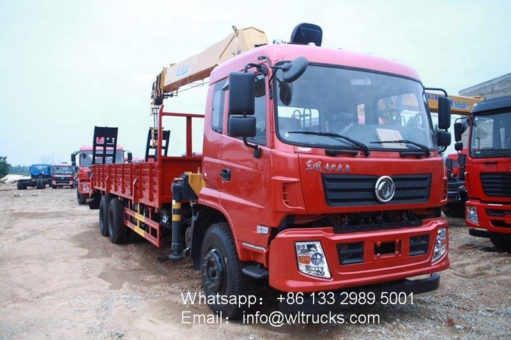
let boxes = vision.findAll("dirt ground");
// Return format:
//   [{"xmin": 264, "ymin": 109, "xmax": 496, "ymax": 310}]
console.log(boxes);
[{"xmin": 0, "ymin": 183, "xmax": 510, "ymax": 339}]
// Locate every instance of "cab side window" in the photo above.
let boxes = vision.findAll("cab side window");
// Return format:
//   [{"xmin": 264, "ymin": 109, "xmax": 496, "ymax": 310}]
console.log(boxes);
[{"xmin": 211, "ymin": 80, "xmax": 226, "ymax": 134}]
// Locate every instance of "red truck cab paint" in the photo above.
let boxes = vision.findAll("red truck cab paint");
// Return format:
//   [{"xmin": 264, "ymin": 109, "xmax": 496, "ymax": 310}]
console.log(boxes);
[
  {"xmin": 455, "ymin": 96, "xmax": 511, "ymax": 251},
  {"xmin": 90, "ymin": 25, "xmax": 452, "ymax": 318}
]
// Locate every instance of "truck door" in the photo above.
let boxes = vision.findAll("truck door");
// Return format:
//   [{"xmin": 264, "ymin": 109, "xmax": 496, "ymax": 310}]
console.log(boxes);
[{"xmin": 219, "ymin": 74, "xmax": 272, "ymax": 245}]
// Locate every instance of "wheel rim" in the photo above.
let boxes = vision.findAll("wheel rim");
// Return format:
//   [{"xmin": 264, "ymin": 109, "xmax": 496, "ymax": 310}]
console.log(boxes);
[{"xmin": 202, "ymin": 249, "xmax": 226, "ymax": 294}]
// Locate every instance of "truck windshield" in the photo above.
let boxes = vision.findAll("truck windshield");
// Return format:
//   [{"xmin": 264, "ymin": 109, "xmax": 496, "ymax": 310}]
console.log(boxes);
[
  {"xmin": 79, "ymin": 150, "xmax": 125, "ymax": 166},
  {"xmin": 51, "ymin": 166, "xmax": 74, "ymax": 174},
  {"xmin": 470, "ymin": 111, "xmax": 511, "ymax": 158},
  {"xmin": 34, "ymin": 165, "xmax": 49, "ymax": 172},
  {"xmin": 275, "ymin": 65, "xmax": 434, "ymax": 151}
]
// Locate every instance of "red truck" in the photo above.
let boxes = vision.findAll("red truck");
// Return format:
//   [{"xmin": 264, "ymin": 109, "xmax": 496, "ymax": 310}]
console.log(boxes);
[
  {"xmin": 50, "ymin": 164, "xmax": 76, "ymax": 188},
  {"xmin": 427, "ymin": 94, "xmax": 483, "ymax": 218},
  {"xmin": 454, "ymin": 95, "xmax": 511, "ymax": 251},
  {"xmin": 72, "ymin": 144, "xmax": 128, "ymax": 204},
  {"xmin": 89, "ymin": 24, "xmax": 451, "ymax": 318}
]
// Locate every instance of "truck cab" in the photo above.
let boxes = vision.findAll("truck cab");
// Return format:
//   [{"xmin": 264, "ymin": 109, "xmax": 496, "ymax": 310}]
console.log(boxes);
[
  {"xmin": 200, "ymin": 42, "xmax": 451, "ymax": 300},
  {"xmin": 456, "ymin": 96, "xmax": 511, "ymax": 251},
  {"xmin": 72, "ymin": 146, "xmax": 125, "ymax": 204},
  {"xmin": 16, "ymin": 164, "xmax": 51, "ymax": 190},
  {"xmin": 50, "ymin": 164, "xmax": 76, "ymax": 188}
]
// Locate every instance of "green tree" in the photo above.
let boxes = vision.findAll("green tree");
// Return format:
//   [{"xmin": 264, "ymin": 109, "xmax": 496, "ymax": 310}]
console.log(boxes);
[
  {"xmin": 10, "ymin": 165, "xmax": 29, "ymax": 176},
  {"xmin": 0, "ymin": 156, "xmax": 10, "ymax": 177}
]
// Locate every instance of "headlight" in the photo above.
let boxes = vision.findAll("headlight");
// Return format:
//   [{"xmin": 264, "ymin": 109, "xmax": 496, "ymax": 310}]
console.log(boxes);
[
  {"xmin": 432, "ymin": 228, "xmax": 447, "ymax": 263},
  {"xmin": 466, "ymin": 206, "xmax": 479, "ymax": 225},
  {"xmin": 295, "ymin": 241, "xmax": 331, "ymax": 279}
]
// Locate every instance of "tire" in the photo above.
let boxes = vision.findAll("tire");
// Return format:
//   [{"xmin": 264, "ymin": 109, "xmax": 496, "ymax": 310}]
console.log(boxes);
[
  {"xmin": 99, "ymin": 195, "xmax": 111, "ymax": 236},
  {"xmin": 490, "ymin": 236, "xmax": 511, "ymax": 252},
  {"xmin": 108, "ymin": 197, "xmax": 129, "ymax": 244},
  {"xmin": 77, "ymin": 190, "xmax": 86, "ymax": 204},
  {"xmin": 200, "ymin": 222, "xmax": 252, "ymax": 319},
  {"xmin": 77, "ymin": 192, "xmax": 87, "ymax": 205},
  {"xmin": 17, "ymin": 181, "xmax": 26, "ymax": 190},
  {"xmin": 36, "ymin": 179, "xmax": 44, "ymax": 189}
]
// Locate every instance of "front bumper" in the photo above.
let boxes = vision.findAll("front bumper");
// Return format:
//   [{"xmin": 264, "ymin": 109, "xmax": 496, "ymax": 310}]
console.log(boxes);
[
  {"xmin": 466, "ymin": 199, "xmax": 511, "ymax": 234},
  {"xmin": 280, "ymin": 273, "xmax": 440, "ymax": 314},
  {"xmin": 268, "ymin": 219, "xmax": 449, "ymax": 292}
]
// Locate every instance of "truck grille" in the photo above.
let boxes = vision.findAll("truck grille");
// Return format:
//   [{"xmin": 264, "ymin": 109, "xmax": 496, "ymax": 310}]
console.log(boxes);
[
  {"xmin": 55, "ymin": 176, "xmax": 71, "ymax": 184},
  {"xmin": 480, "ymin": 173, "xmax": 511, "ymax": 197},
  {"xmin": 322, "ymin": 174, "xmax": 431, "ymax": 206}
]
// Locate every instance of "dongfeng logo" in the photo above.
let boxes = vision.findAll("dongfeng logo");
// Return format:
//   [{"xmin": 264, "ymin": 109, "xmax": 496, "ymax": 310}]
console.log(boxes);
[{"xmin": 375, "ymin": 176, "xmax": 395, "ymax": 203}]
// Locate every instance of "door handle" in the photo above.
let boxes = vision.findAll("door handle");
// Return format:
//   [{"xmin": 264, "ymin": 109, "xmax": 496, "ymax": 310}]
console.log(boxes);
[{"xmin": 220, "ymin": 168, "xmax": 231, "ymax": 182}]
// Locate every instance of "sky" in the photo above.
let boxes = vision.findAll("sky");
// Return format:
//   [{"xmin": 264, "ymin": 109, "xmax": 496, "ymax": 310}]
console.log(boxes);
[{"xmin": 1, "ymin": 0, "xmax": 510, "ymax": 166}]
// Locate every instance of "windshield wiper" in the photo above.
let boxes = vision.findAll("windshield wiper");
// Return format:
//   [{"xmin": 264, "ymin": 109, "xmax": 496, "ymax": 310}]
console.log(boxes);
[
  {"xmin": 370, "ymin": 140, "xmax": 431, "ymax": 156},
  {"xmin": 288, "ymin": 131, "xmax": 369, "ymax": 156}
]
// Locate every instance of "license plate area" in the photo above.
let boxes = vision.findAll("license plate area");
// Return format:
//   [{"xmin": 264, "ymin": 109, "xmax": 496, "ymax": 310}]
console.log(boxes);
[{"xmin": 374, "ymin": 240, "xmax": 400, "ymax": 258}]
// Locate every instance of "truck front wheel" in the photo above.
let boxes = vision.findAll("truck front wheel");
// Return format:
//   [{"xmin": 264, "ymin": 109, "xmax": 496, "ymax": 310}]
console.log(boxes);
[
  {"xmin": 108, "ymin": 197, "xmax": 129, "ymax": 244},
  {"xmin": 200, "ymin": 222, "xmax": 251, "ymax": 319},
  {"xmin": 77, "ymin": 189, "xmax": 86, "ymax": 205},
  {"xmin": 99, "ymin": 195, "xmax": 110, "ymax": 236}
]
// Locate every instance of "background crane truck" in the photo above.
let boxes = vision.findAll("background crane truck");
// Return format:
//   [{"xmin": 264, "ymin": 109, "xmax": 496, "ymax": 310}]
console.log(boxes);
[
  {"xmin": 427, "ymin": 93, "xmax": 484, "ymax": 217},
  {"xmin": 454, "ymin": 95, "xmax": 511, "ymax": 251},
  {"xmin": 88, "ymin": 24, "xmax": 452, "ymax": 318}
]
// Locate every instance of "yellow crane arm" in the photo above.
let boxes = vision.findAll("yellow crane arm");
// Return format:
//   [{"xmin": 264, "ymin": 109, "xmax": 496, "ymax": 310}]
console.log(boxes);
[
  {"xmin": 151, "ymin": 27, "xmax": 268, "ymax": 105},
  {"xmin": 426, "ymin": 93, "xmax": 484, "ymax": 116}
]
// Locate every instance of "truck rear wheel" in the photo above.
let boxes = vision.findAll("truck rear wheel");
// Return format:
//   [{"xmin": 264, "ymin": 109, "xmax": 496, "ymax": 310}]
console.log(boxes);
[
  {"xmin": 108, "ymin": 197, "xmax": 129, "ymax": 244},
  {"xmin": 99, "ymin": 195, "xmax": 111, "ymax": 236},
  {"xmin": 36, "ymin": 179, "xmax": 44, "ymax": 189},
  {"xmin": 200, "ymin": 222, "xmax": 251, "ymax": 319},
  {"xmin": 17, "ymin": 181, "xmax": 26, "ymax": 190}
]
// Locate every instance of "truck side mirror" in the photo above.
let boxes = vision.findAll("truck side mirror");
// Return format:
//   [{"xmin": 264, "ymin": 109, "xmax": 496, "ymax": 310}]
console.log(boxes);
[
  {"xmin": 127, "ymin": 152, "xmax": 133, "ymax": 163},
  {"xmin": 228, "ymin": 116, "xmax": 256, "ymax": 137},
  {"xmin": 71, "ymin": 153, "xmax": 76, "ymax": 167},
  {"xmin": 455, "ymin": 141, "xmax": 464, "ymax": 151},
  {"xmin": 281, "ymin": 57, "xmax": 308, "ymax": 83},
  {"xmin": 437, "ymin": 96, "xmax": 451, "ymax": 130},
  {"xmin": 227, "ymin": 72, "xmax": 256, "ymax": 138},
  {"xmin": 227, "ymin": 72, "xmax": 261, "ymax": 158},
  {"xmin": 228, "ymin": 72, "xmax": 255, "ymax": 115},
  {"xmin": 437, "ymin": 130, "xmax": 451, "ymax": 147}
]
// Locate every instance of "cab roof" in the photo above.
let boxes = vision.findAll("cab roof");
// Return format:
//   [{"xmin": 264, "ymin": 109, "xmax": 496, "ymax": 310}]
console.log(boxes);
[
  {"xmin": 472, "ymin": 95, "xmax": 511, "ymax": 114},
  {"xmin": 210, "ymin": 44, "xmax": 421, "ymax": 84}
]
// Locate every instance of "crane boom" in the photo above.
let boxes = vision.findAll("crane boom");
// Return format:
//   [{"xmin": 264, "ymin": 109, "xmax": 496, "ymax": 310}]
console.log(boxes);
[
  {"xmin": 426, "ymin": 93, "xmax": 484, "ymax": 116},
  {"xmin": 151, "ymin": 27, "xmax": 268, "ymax": 105}
]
